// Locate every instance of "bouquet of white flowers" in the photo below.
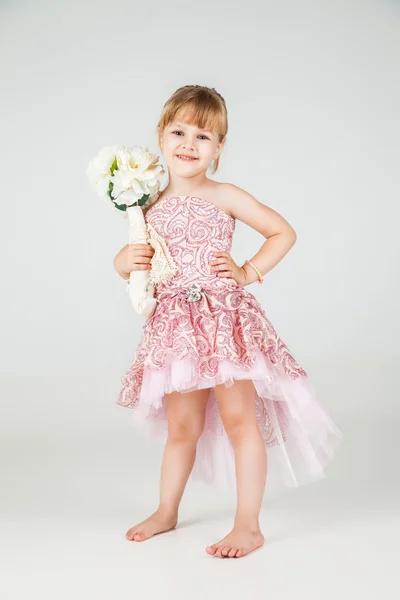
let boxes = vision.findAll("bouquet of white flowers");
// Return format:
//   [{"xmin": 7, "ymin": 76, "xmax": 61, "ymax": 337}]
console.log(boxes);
[{"xmin": 86, "ymin": 145, "xmax": 178, "ymax": 318}]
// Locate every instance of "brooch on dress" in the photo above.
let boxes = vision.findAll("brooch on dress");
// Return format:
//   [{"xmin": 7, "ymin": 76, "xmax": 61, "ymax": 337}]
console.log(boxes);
[{"xmin": 186, "ymin": 283, "xmax": 202, "ymax": 302}]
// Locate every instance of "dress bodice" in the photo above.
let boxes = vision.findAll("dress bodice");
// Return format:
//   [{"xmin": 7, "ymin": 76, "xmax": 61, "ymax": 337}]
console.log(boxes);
[{"xmin": 145, "ymin": 195, "xmax": 237, "ymax": 293}]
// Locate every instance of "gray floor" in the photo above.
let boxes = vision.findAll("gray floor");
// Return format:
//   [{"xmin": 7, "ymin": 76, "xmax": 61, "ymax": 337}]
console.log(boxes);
[{"xmin": 1, "ymin": 365, "xmax": 398, "ymax": 599}]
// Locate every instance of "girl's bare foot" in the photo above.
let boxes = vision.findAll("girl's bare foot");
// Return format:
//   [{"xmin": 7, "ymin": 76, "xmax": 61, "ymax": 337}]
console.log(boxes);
[
  {"xmin": 126, "ymin": 509, "xmax": 178, "ymax": 542},
  {"xmin": 206, "ymin": 527, "xmax": 265, "ymax": 558}
]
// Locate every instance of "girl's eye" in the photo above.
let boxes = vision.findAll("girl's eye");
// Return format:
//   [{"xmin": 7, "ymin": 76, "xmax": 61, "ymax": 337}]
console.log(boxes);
[{"xmin": 172, "ymin": 131, "xmax": 209, "ymax": 140}]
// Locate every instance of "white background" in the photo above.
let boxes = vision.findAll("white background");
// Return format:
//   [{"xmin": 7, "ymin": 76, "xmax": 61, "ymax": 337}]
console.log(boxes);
[{"xmin": 1, "ymin": 0, "xmax": 399, "ymax": 598}]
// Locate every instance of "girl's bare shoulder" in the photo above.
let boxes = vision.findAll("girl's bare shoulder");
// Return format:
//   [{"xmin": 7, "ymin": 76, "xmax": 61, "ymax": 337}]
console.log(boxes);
[{"xmin": 215, "ymin": 183, "xmax": 296, "ymax": 238}]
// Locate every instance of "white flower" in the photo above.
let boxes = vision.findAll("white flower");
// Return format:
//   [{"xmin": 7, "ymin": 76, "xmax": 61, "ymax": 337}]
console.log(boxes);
[
  {"xmin": 86, "ymin": 145, "xmax": 119, "ymax": 196},
  {"xmin": 86, "ymin": 144, "xmax": 165, "ymax": 211},
  {"xmin": 112, "ymin": 146, "xmax": 164, "ymax": 206}
]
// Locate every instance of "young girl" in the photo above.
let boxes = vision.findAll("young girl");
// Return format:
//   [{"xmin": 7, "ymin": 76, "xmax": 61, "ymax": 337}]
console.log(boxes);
[{"xmin": 113, "ymin": 85, "xmax": 343, "ymax": 559}]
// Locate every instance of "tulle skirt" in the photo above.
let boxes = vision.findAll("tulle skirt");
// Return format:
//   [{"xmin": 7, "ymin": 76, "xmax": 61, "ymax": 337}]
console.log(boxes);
[{"xmin": 118, "ymin": 347, "xmax": 343, "ymax": 490}]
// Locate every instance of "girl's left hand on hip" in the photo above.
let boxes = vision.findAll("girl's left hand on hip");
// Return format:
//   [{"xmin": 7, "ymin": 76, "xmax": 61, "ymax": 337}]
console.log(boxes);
[{"xmin": 209, "ymin": 251, "xmax": 249, "ymax": 286}]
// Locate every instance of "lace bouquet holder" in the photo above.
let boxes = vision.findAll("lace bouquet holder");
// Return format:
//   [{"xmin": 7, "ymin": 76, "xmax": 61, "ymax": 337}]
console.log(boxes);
[
  {"xmin": 126, "ymin": 204, "xmax": 178, "ymax": 318},
  {"xmin": 86, "ymin": 144, "xmax": 177, "ymax": 319}
]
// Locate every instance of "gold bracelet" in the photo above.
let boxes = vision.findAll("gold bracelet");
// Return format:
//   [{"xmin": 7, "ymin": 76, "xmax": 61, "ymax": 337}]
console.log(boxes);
[{"xmin": 245, "ymin": 259, "xmax": 264, "ymax": 283}]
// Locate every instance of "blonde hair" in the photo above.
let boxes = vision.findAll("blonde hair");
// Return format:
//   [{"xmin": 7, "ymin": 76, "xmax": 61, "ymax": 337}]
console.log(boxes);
[{"xmin": 156, "ymin": 85, "xmax": 228, "ymax": 174}]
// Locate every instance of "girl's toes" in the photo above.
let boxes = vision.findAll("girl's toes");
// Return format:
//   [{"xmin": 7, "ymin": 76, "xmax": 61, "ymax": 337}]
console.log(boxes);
[
  {"xmin": 228, "ymin": 547, "xmax": 238, "ymax": 558},
  {"xmin": 126, "ymin": 531, "xmax": 136, "ymax": 541},
  {"xmin": 134, "ymin": 532, "xmax": 145, "ymax": 541},
  {"xmin": 221, "ymin": 546, "xmax": 231, "ymax": 557},
  {"xmin": 206, "ymin": 545, "xmax": 217, "ymax": 555},
  {"xmin": 215, "ymin": 546, "xmax": 225, "ymax": 558}
]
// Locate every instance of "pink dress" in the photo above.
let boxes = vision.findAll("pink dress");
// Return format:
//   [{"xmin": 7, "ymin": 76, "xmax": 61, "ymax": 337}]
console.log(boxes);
[{"xmin": 117, "ymin": 195, "xmax": 343, "ymax": 490}]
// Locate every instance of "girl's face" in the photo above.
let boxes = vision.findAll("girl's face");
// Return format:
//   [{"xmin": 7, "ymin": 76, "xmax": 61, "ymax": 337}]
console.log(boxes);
[{"xmin": 160, "ymin": 119, "xmax": 225, "ymax": 177}]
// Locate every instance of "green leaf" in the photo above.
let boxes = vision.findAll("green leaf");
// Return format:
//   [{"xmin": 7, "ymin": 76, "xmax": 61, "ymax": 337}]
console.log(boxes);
[
  {"xmin": 107, "ymin": 181, "xmax": 114, "ymax": 199},
  {"xmin": 110, "ymin": 157, "xmax": 118, "ymax": 176},
  {"xmin": 112, "ymin": 201, "xmax": 127, "ymax": 212},
  {"xmin": 138, "ymin": 193, "xmax": 150, "ymax": 207}
]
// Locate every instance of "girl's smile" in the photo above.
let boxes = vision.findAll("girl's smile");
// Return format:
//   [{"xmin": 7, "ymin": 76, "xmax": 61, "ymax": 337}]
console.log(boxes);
[{"xmin": 176, "ymin": 154, "xmax": 199, "ymax": 161}]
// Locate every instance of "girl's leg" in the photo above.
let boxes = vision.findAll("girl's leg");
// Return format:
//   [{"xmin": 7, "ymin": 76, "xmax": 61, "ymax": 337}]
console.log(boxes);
[
  {"xmin": 206, "ymin": 379, "xmax": 267, "ymax": 558},
  {"xmin": 126, "ymin": 387, "xmax": 210, "ymax": 541}
]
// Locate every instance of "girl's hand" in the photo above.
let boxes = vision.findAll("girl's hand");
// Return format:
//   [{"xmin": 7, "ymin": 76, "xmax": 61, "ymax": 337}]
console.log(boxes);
[
  {"xmin": 114, "ymin": 243, "xmax": 155, "ymax": 279},
  {"xmin": 209, "ymin": 251, "xmax": 249, "ymax": 286}
]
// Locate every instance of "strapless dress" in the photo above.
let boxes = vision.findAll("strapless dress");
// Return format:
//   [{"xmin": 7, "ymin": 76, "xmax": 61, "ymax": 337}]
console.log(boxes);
[{"xmin": 117, "ymin": 195, "xmax": 343, "ymax": 490}]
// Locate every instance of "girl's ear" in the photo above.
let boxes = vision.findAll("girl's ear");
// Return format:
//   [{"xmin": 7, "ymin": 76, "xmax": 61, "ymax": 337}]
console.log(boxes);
[{"xmin": 214, "ymin": 137, "xmax": 226, "ymax": 158}]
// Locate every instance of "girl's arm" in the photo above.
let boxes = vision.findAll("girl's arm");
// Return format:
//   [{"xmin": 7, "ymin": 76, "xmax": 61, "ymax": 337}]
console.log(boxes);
[
  {"xmin": 224, "ymin": 184, "xmax": 297, "ymax": 281},
  {"xmin": 114, "ymin": 244, "xmax": 130, "ymax": 280}
]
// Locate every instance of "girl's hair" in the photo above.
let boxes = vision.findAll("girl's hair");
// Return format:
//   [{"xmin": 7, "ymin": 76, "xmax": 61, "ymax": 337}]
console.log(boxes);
[{"xmin": 157, "ymin": 85, "xmax": 228, "ymax": 174}]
